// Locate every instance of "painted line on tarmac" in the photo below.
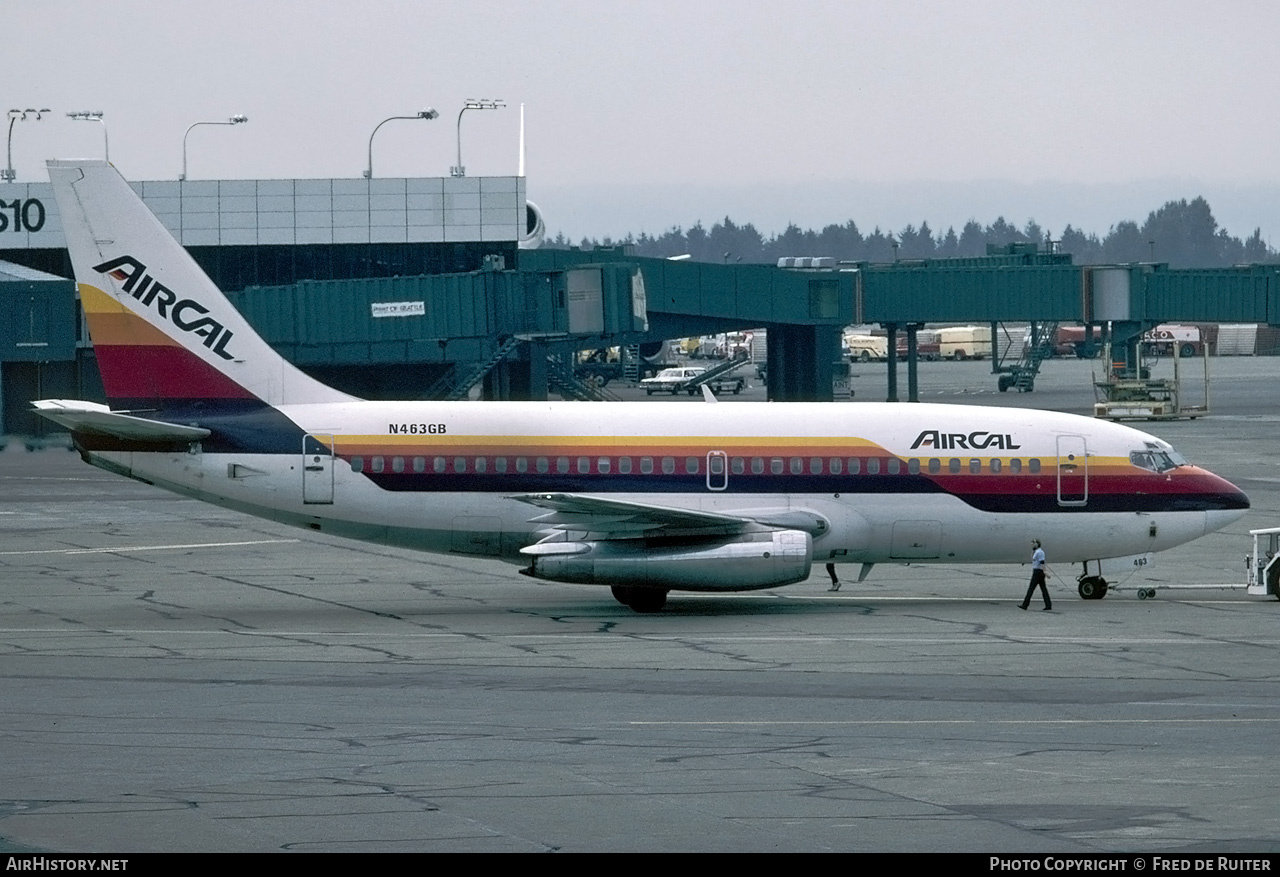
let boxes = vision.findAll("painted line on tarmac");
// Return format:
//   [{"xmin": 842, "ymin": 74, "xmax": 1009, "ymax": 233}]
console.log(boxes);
[
  {"xmin": 682, "ymin": 592, "xmax": 1251, "ymax": 601},
  {"xmin": 0, "ymin": 539, "xmax": 300, "ymax": 556},
  {"xmin": 627, "ymin": 718, "xmax": 1280, "ymax": 726},
  {"xmin": 5, "ymin": 631, "xmax": 1280, "ymax": 647}
]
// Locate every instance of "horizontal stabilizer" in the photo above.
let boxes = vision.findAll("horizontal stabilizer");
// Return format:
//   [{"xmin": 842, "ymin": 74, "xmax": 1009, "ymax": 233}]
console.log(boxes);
[{"xmin": 32, "ymin": 400, "xmax": 211, "ymax": 442}]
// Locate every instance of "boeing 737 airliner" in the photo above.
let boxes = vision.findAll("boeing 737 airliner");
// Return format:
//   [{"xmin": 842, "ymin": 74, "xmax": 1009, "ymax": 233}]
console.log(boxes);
[{"xmin": 34, "ymin": 160, "xmax": 1249, "ymax": 611}]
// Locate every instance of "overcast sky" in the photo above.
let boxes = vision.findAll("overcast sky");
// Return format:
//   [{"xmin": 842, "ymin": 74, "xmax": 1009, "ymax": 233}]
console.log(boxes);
[{"xmin": 9, "ymin": 0, "xmax": 1280, "ymax": 243}]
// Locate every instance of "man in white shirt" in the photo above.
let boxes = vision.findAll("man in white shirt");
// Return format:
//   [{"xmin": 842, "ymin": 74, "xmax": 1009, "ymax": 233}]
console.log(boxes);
[{"xmin": 1019, "ymin": 538, "xmax": 1052, "ymax": 611}]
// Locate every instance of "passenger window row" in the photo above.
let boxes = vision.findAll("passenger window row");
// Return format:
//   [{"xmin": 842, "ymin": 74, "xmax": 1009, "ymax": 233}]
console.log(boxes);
[{"xmin": 347, "ymin": 454, "xmax": 1043, "ymax": 476}]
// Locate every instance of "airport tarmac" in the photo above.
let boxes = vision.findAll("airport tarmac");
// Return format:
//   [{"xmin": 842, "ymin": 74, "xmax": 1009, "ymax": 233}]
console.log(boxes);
[{"xmin": 1, "ymin": 356, "xmax": 1279, "ymax": 853}]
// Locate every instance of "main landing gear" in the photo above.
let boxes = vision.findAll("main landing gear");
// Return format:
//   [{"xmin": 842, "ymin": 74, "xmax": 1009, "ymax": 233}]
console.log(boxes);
[{"xmin": 611, "ymin": 585, "xmax": 669, "ymax": 613}]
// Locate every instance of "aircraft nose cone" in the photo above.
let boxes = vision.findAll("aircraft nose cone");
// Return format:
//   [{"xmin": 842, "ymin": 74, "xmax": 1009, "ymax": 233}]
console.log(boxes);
[{"xmin": 1203, "ymin": 473, "xmax": 1249, "ymax": 534}]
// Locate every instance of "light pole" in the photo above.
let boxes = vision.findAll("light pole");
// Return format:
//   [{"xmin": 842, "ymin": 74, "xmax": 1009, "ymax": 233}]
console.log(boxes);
[
  {"xmin": 180, "ymin": 114, "xmax": 248, "ymax": 181},
  {"xmin": 4, "ymin": 108, "xmax": 50, "ymax": 183},
  {"xmin": 364, "ymin": 109, "xmax": 438, "ymax": 179},
  {"xmin": 66, "ymin": 111, "xmax": 108, "ymax": 162},
  {"xmin": 451, "ymin": 99, "xmax": 505, "ymax": 177}
]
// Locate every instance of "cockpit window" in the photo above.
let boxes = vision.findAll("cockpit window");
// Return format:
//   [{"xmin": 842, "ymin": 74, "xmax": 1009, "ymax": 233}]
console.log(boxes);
[{"xmin": 1130, "ymin": 447, "xmax": 1184, "ymax": 473}]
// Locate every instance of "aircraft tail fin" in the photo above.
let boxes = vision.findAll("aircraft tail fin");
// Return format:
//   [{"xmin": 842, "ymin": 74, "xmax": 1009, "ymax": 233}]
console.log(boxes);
[{"xmin": 46, "ymin": 160, "xmax": 353, "ymax": 410}]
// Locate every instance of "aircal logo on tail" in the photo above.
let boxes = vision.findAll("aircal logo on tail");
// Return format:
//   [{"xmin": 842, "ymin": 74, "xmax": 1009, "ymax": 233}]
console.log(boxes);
[
  {"xmin": 910, "ymin": 430, "xmax": 1021, "ymax": 450},
  {"xmin": 92, "ymin": 255, "xmax": 237, "ymax": 361}
]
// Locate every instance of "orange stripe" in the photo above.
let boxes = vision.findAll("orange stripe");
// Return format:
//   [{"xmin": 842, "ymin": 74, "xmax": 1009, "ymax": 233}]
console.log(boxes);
[{"xmin": 79, "ymin": 284, "xmax": 180, "ymax": 348}]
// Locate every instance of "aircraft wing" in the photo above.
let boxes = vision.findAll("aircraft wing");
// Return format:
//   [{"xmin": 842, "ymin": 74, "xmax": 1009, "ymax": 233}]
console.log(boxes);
[
  {"xmin": 513, "ymin": 492, "xmax": 830, "ymax": 540},
  {"xmin": 32, "ymin": 400, "xmax": 211, "ymax": 442},
  {"xmin": 513, "ymin": 492, "xmax": 750, "ymax": 538}
]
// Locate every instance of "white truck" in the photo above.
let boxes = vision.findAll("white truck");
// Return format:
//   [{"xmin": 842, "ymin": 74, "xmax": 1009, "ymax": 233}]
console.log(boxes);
[
  {"xmin": 938, "ymin": 325, "xmax": 992, "ymax": 360},
  {"xmin": 843, "ymin": 334, "xmax": 888, "ymax": 362},
  {"xmin": 1142, "ymin": 324, "xmax": 1204, "ymax": 358}
]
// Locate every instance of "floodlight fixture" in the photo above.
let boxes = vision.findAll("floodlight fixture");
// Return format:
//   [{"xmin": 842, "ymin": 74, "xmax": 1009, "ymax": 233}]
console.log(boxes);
[
  {"xmin": 364, "ymin": 108, "xmax": 439, "ymax": 179},
  {"xmin": 4, "ymin": 107, "xmax": 51, "ymax": 182},
  {"xmin": 67, "ymin": 111, "xmax": 108, "ymax": 162},
  {"xmin": 180, "ymin": 114, "xmax": 249, "ymax": 181},
  {"xmin": 451, "ymin": 98, "xmax": 505, "ymax": 177}
]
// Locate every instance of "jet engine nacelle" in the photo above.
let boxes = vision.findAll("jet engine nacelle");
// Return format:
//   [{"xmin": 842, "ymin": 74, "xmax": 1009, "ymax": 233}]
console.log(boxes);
[
  {"xmin": 518, "ymin": 200, "xmax": 545, "ymax": 250},
  {"xmin": 524, "ymin": 529, "xmax": 813, "ymax": 591}
]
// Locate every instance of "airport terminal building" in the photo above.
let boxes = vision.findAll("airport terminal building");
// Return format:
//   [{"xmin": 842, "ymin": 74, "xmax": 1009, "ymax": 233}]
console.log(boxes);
[{"xmin": 3, "ymin": 169, "xmax": 1277, "ymax": 439}]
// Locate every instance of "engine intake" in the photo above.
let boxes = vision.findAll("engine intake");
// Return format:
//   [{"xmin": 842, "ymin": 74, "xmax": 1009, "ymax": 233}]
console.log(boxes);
[{"xmin": 518, "ymin": 200, "xmax": 545, "ymax": 250}]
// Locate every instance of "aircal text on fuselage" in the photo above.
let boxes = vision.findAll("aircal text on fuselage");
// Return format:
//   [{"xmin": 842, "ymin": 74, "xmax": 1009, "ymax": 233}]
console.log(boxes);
[
  {"xmin": 910, "ymin": 430, "xmax": 1022, "ymax": 451},
  {"xmin": 92, "ymin": 255, "xmax": 237, "ymax": 360}
]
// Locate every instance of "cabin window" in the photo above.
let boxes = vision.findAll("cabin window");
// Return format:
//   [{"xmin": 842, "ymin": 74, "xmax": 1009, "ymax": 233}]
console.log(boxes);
[
  {"xmin": 662, "ymin": 456, "xmax": 675, "ymax": 475},
  {"xmin": 685, "ymin": 457, "xmax": 699, "ymax": 475},
  {"xmin": 867, "ymin": 458, "xmax": 881, "ymax": 475},
  {"xmin": 771, "ymin": 458, "xmax": 784, "ymax": 475},
  {"xmin": 516, "ymin": 457, "xmax": 529, "ymax": 473},
  {"xmin": 557, "ymin": 457, "xmax": 570, "ymax": 474},
  {"xmin": 908, "ymin": 458, "xmax": 920, "ymax": 475},
  {"xmin": 949, "ymin": 458, "xmax": 961, "ymax": 474},
  {"xmin": 1029, "ymin": 459, "xmax": 1041, "ymax": 474},
  {"xmin": 887, "ymin": 458, "xmax": 901, "ymax": 475},
  {"xmin": 1009, "ymin": 458, "xmax": 1022, "ymax": 474},
  {"xmin": 372, "ymin": 456, "xmax": 385, "ymax": 473},
  {"xmin": 434, "ymin": 456, "xmax": 446, "ymax": 473},
  {"xmin": 752, "ymin": 457, "xmax": 764, "ymax": 474},
  {"xmin": 453, "ymin": 457, "xmax": 466, "ymax": 473},
  {"xmin": 969, "ymin": 458, "xmax": 981, "ymax": 474},
  {"xmin": 350, "ymin": 456, "xmax": 363, "ymax": 473},
  {"xmin": 847, "ymin": 458, "xmax": 861, "ymax": 475},
  {"xmin": 494, "ymin": 457, "xmax": 507, "ymax": 474},
  {"xmin": 928, "ymin": 458, "xmax": 940, "ymax": 474},
  {"xmin": 598, "ymin": 457, "xmax": 611, "ymax": 474},
  {"xmin": 640, "ymin": 457, "xmax": 654, "ymax": 474},
  {"xmin": 810, "ymin": 458, "xmax": 823, "ymax": 475},
  {"xmin": 392, "ymin": 456, "xmax": 405, "ymax": 473},
  {"xmin": 989, "ymin": 458, "xmax": 1001, "ymax": 474},
  {"xmin": 790, "ymin": 457, "xmax": 803, "ymax": 475},
  {"xmin": 577, "ymin": 456, "xmax": 590, "ymax": 474},
  {"xmin": 475, "ymin": 457, "xmax": 487, "ymax": 474},
  {"xmin": 413, "ymin": 456, "xmax": 426, "ymax": 473},
  {"xmin": 618, "ymin": 457, "xmax": 632, "ymax": 474},
  {"xmin": 829, "ymin": 458, "xmax": 843, "ymax": 475},
  {"xmin": 731, "ymin": 457, "xmax": 745, "ymax": 475},
  {"xmin": 536, "ymin": 457, "xmax": 549, "ymax": 473}
]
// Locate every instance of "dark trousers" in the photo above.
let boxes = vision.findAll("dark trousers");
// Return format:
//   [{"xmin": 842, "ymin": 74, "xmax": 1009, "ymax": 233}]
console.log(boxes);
[{"xmin": 1022, "ymin": 569, "xmax": 1050, "ymax": 608}]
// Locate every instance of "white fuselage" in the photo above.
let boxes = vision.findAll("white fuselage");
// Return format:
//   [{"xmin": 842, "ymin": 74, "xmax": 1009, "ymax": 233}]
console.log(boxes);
[{"xmin": 81, "ymin": 400, "xmax": 1247, "ymax": 590}]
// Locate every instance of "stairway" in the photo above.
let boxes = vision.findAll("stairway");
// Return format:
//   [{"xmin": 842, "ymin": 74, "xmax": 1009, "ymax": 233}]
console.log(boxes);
[
  {"xmin": 1010, "ymin": 321, "xmax": 1059, "ymax": 392},
  {"xmin": 443, "ymin": 336, "xmax": 522, "ymax": 401},
  {"xmin": 547, "ymin": 354, "xmax": 622, "ymax": 401}
]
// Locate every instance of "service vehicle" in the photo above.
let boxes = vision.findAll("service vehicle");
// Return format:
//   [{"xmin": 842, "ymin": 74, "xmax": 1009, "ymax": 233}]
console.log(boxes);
[
  {"xmin": 639, "ymin": 367, "xmax": 706, "ymax": 395},
  {"xmin": 938, "ymin": 325, "xmax": 993, "ymax": 360},
  {"xmin": 844, "ymin": 334, "xmax": 888, "ymax": 362}
]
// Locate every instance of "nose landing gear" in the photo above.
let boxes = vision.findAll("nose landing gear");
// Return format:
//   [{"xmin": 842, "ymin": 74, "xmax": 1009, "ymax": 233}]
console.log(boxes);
[{"xmin": 1078, "ymin": 575, "xmax": 1109, "ymax": 600}]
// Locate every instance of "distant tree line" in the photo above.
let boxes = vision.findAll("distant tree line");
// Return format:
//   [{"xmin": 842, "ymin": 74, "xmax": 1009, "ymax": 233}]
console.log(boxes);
[{"xmin": 549, "ymin": 197, "xmax": 1275, "ymax": 269}]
